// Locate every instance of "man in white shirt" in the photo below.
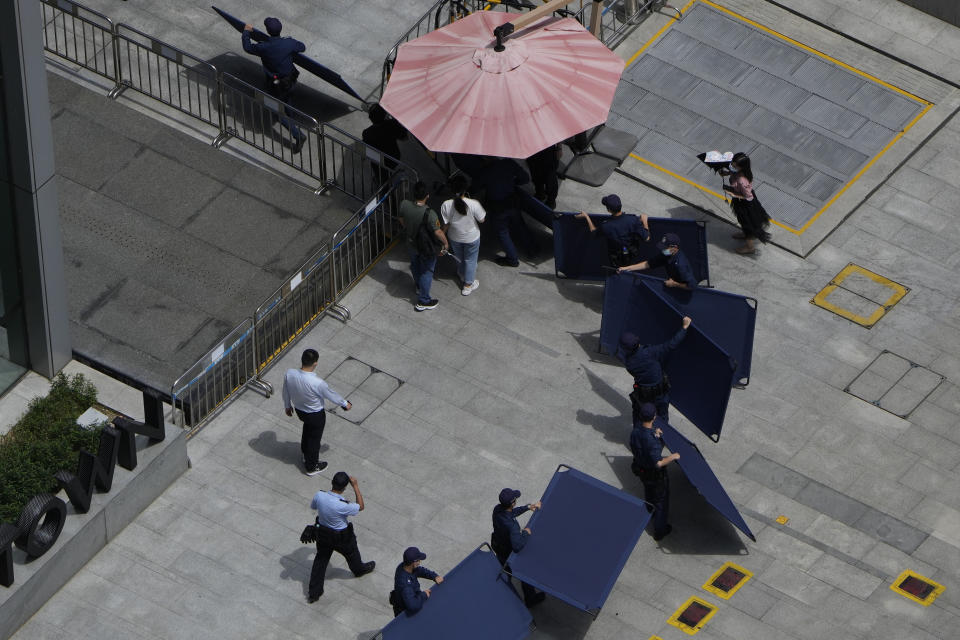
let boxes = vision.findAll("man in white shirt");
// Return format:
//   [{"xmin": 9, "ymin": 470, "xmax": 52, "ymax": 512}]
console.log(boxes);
[
  {"xmin": 282, "ymin": 349, "xmax": 352, "ymax": 475},
  {"xmin": 308, "ymin": 471, "xmax": 375, "ymax": 602}
]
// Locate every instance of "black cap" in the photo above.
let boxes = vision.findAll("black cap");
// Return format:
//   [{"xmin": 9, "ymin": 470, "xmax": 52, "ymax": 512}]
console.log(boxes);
[
  {"xmin": 403, "ymin": 547, "xmax": 427, "ymax": 564},
  {"xmin": 600, "ymin": 194, "xmax": 622, "ymax": 212},
  {"xmin": 657, "ymin": 233, "xmax": 681, "ymax": 250},
  {"xmin": 619, "ymin": 331, "xmax": 640, "ymax": 351},
  {"xmin": 264, "ymin": 17, "xmax": 282, "ymax": 36},
  {"xmin": 499, "ymin": 488, "xmax": 521, "ymax": 506},
  {"xmin": 639, "ymin": 403, "xmax": 657, "ymax": 420}
]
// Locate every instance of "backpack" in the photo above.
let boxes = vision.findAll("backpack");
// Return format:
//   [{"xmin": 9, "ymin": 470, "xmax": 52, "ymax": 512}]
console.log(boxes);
[{"xmin": 415, "ymin": 209, "xmax": 443, "ymax": 257}]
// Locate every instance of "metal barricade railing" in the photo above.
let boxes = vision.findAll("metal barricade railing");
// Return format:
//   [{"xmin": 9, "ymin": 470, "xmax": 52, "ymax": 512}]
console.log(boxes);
[
  {"xmin": 170, "ymin": 318, "xmax": 257, "ymax": 430},
  {"xmin": 253, "ymin": 243, "xmax": 334, "ymax": 376},
  {"xmin": 247, "ymin": 179, "xmax": 408, "ymax": 392},
  {"xmin": 215, "ymin": 72, "xmax": 324, "ymax": 182},
  {"xmin": 574, "ymin": 0, "xmax": 681, "ymax": 48},
  {"xmin": 329, "ymin": 181, "xmax": 407, "ymax": 297},
  {"xmin": 109, "ymin": 24, "xmax": 221, "ymax": 128},
  {"xmin": 40, "ymin": 0, "xmax": 117, "ymax": 81},
  {"xmin": 319, "ymin": 122, "xmax": 409, "ymax": 203}
]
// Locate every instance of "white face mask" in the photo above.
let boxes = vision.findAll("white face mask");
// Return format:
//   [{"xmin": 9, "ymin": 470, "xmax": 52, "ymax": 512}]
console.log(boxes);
[{"xmin": 661, "ymin": 248, "xmax": 673, "ymax": 256}]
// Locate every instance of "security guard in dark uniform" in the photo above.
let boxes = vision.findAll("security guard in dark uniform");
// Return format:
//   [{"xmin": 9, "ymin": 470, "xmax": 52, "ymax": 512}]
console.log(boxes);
[
  {"xmin": 491, "ymin": 488, "xmax": 546, "ymax": 607},
  {"xmin": 390, "ymin": 547, "xmax": 444, "ymax": 617},
  {"xmin": 617, "ymin": 316, "xmax": 691, "ymax": 421},
  {"xmin": 242, "ymin": 18, "xmax": 307, "ymax": 152},
  {"xmin": 630, "ymin": 403, "xmax": 679, "ymax": 541},
  {"xmin": 618, "ymin": 232, "xmax": 698, "ymax": 289},
  {"xmin": 576, "ymin": 194, "xmax": 650, "ymax": 267}
]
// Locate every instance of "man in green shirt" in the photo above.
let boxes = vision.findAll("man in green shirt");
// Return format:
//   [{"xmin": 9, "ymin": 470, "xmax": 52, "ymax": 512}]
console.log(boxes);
[{"xmin": 399, "ymin": 182, "xmax": 448, "ymax": 311}]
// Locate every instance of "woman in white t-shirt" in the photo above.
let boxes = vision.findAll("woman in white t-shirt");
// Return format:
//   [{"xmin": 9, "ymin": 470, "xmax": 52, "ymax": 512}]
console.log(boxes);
[{"xmin": 440, "ymin": 175, "xmax": 486, "ymax": 296}]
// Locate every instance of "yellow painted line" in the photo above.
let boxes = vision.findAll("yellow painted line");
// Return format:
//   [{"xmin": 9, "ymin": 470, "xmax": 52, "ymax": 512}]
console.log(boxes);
[
  {"xmin": 667, "ymin": 596, "xmax": 717, "ymax": 635},
  {"xmin": 890, "ymin": 570, "xmax": 945, "ymax": 606},
  {"xmin": 702, "ymin": 562, "xmax": 753, "ymax": 600},
  {"xmin": 629, "ymin": 152, "xmax": 728, "ymax": 199},
  {"xmin": 700, "ymin": 0, "xmax": 930, "ymax": 105},
  {"xmin": 811, "ymin": 263, "xmax": 909, "ymax": 327},
  {"xmin": 625, "ymin": 0, "xmax": 696, "ymax": 67},
  {"xmin": 622, "ymin": 0, "xmax": 934, "ymax": 237}
]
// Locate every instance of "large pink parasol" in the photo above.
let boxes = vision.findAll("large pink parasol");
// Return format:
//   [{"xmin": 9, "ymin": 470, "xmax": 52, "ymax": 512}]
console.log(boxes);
[{"xmin": 379, "ymin": 11, "xmax": 625, "ymax": 159}]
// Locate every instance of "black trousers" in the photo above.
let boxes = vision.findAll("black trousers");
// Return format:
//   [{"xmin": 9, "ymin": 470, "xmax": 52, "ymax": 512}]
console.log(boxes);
[
  {"xmin": 641, "ymin": 472, "xmax": 670, "ymax": 537},
  {"xmin": 308, "ymin": 523, "xmax": 366, "ymax": 599},
  {"xmin": 296, "ymin": 408, "xmax": 326, "ymax": 467},
  {"xmin": 493, "ymin": 544, "xmax": 539, "ymax": 603}
]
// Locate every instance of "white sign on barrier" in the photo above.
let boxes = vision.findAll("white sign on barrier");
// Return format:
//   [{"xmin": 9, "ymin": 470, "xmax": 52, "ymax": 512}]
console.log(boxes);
[
  {"xmin": 290, "ymin": 272, "xmax": 303, "ymax": 290},
  {"xmin": 211, "ymin": 343, "xmax": 225, "ymax": 364},
  {"xmin": 365, "ymin": 198, "xmax": 377, "ymax": 215}
]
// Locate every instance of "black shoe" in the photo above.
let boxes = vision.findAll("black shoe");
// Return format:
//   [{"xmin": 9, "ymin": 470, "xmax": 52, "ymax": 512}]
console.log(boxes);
[
  {"xmin": 305, "ymin": 461, "xmax": 328, "ymax": 476},
  {"xmin": 292, "ymin": 135, "xmax": 306, "ymax": 154},
  {"xmin": 307, "ymin": 592, "xmax": 322, "ymax": 603},
  {"xmin": 653, "ymin": 525, "xmax": 673, "ymax": 541},
  {"xmin": 414, "ymin": 298, "xmax": 439, "ymax": 312},
  {"xmin": 545, "ymin": 199, "xmax": 556, "ymax": 209},
  {"xmin": 525, "ymin": 591, "xmax": 546, "ymax": 607},
  {"xmin": 356, "ymin": 561, "xmax": 376, "ymax": 577},
  {"xmin": 495, "ymin": 256, "xmax": 520, "ymax": 267}
]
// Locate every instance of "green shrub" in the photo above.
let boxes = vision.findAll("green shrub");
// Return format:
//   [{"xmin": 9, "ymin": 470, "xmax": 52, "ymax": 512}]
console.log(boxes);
[{"xmin": 0, "ymin": 373, "xmax": 103, "ymax": 523}]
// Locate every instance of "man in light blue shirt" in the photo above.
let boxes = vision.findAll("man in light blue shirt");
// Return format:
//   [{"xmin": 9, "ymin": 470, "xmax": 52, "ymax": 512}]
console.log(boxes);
[
  {"xmin": 283, "ymin": 349, "xmax": 352, "ymax": 475},
  {"xmin": 307, "ymin": 471, "xmax": 375, "ymax": 602}
]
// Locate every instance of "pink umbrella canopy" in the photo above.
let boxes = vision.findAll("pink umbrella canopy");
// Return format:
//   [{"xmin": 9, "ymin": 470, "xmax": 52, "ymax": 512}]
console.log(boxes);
[{"xmin": 379, "ymin": 11, "xmax": 625, "ymax": 159}]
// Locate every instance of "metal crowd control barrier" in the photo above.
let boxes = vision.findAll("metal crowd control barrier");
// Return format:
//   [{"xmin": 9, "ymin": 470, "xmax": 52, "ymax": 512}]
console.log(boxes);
[
  {"xmin": 40, "ymin": 0, "xmax": 117, "ymax": 81},
  {"xmin": 319, "ymin": 123, "xmax": 407, "ymax": 203},
  {"xmin": 215, "ymin": 73, "xmax": 323, "ymax": 181},
  {"xmin": 329, "ymin": 181, "xmax": 407, "ymax": 297},
  {"xmin": 108, "ymin": 24, "xmax": 221, "ymax": 128},
  {"xmin": 253, "ymin": 243, "xmax": 335, "ymax": 377},
  {"xmin": 573, "ymin": 0, "xmax": 682, "ymax": 48},
  {"xmin": 170, "ymin": 318, "xmax": 259, "ymax": 430}
]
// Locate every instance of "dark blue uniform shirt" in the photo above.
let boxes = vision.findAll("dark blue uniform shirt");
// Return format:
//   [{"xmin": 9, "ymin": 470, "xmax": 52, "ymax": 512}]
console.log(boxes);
[
  {"xmin": 394, "ymin": 562, "xmax": 438, "ymax": 615},
  {"xmin": 647, "ymin": 249, "xmax": 697, "ymax": 288},
  {"xmin": 630, "ymin": 424, "xmax": 663, "ymax": 470},
  {"xmin": 617, "ymin": 328, "xmax": 687, "ymax": 386},
  {"xmin": 491, "ymin": 504, "xmax": 530, "ymax": 555},
  {"xmin": 242, "ymin": 31, "xmax": 305, "ymax": 77},
  {"xmin": 598, "ymin": 214, "xmax": 649, "ymax": 256}
]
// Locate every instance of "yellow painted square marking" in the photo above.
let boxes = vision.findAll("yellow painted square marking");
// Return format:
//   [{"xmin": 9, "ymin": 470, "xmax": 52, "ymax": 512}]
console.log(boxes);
[
  {"xmin": 703, "ymin": 562, "xmax": 753, "ymax": 599},
  {"xmin": 623, "ymin": 0, "xmax": 932, "ymax": 236},
  {"xmin": 890, "ymin": 570, "xmax": 945, "ymax": 606},
  {"xmin": 776, "ymin": 515, "xmax": 789, "ymax": 525},
  {"xmin": 811, "ymin": 263, "xmax": 909, "ymax": 328},
  {"xmin": 667, "ymin": 596, "xmax": 717, "ymax": 635}
]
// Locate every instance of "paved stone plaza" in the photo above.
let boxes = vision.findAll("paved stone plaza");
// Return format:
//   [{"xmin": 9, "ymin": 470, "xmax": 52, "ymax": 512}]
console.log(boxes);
[{"xmin": 7, "ymin": 0, "xmax": 960, "ymax": 638}]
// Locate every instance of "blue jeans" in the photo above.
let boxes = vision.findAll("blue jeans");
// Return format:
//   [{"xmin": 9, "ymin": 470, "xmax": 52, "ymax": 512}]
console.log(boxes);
[
  {"xmin": 450, "ymin": 238, "xmax": 480, "ymax": 285},
  {"xmin": 409, "ymin": 249, "xmax": 437, "ymax": 304}
]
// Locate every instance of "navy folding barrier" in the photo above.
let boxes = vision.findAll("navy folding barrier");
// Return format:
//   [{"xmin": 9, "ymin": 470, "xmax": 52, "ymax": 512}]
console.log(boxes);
[
  {"xmin": 507, "ymin": 465, "xmax": 651, "ymax": 617},
  {"xmin": 551, "ymin": 212, "xmax": 709, "ymax": 283},
  {"xmin": 659, "ymin": 421, "xmax": 756, "ymax": 541},
  {"xmin": 600, "ymin": 273, "xmax": 738, "ymax": 441},
  {"xmin": 378, "ymin": 545, "xmax": 532, "ymax": 640},
  {"xmin": 628, "ymin": 273, "xmax": 756, "ymax": 385},
  {"xmin": 516, "ymin": 189, "xmax": 556, "ymax": 230}
]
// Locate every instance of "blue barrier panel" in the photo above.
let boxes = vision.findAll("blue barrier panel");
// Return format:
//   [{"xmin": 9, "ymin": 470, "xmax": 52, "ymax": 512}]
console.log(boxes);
[
  {"xmin": 213, "ymin": 5, "xmax": 362, "ymax": 100},
  {"xmin": 516, "ymin": 190, "xmax": 556, "ymax": 230},
  {"xmin": 659, "ymin": 421, "xmax": 756, "ymax": 541},
  {"xmin": 379, "ymin": 545, "xmax": 532, "ymax": 640},
  {"xmin": 507, "ymin": 465, "xmax": 651, "ymax": 615},
  {"xmin": 600, "ymin": 273, "xmax": 736, "ymax": 441},
  {"xmin": 552, "ymin": 212, "xmax": 709, "ymax": 283},
  {"xmin": 628, "ymin": 273, "xmax": 756, "ymax": 385}
]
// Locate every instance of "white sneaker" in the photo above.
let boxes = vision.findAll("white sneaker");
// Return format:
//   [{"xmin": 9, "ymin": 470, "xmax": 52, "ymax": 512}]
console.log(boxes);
[{"xmin": 461, "ymin": 280, "xmax": 479, "ymax": 296}]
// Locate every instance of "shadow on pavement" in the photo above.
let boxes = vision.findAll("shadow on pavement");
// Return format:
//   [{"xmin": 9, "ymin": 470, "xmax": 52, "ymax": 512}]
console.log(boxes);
[
  {"xmin": 576, "ymin": 367, "xmax": 632, "ymax": 445},
  {"xmin": 247, "ymin": 429, "xmax": 328, "ymax": 468}
]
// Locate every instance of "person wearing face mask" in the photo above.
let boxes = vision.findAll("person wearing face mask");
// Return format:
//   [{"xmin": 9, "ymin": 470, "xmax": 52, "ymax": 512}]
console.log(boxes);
[
  {"xmin": 616, "ymin": 232, "xmax": 697, "ymax": 289},
  {"xmin": 617, "ymin": 316, "xmax": 692, "ymax": 421}
]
